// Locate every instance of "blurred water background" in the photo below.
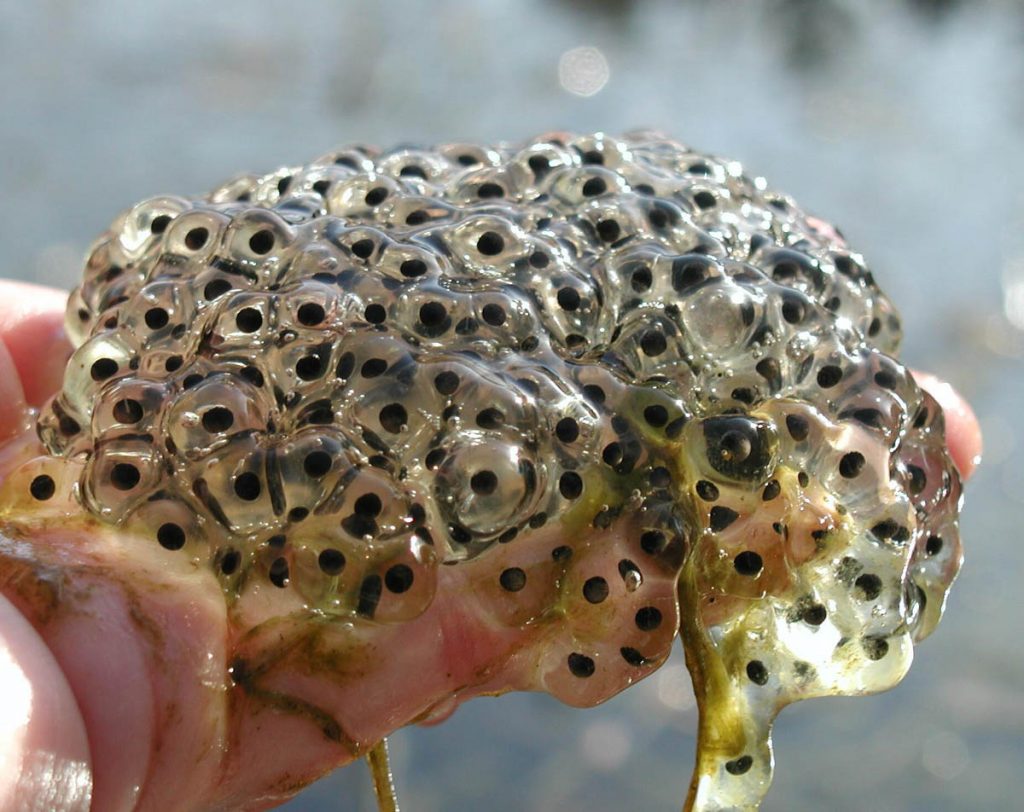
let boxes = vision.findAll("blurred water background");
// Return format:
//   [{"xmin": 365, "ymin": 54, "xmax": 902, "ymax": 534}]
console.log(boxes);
[{"xmin": 1, "ymin": 1, "xmax": 1022, "ymax": 809}]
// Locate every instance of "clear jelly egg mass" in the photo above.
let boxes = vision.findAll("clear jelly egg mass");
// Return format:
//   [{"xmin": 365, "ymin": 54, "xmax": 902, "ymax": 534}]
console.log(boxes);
[{"xmin": 0, "ymin": 131, "xmax": 963, "ymax": 811}]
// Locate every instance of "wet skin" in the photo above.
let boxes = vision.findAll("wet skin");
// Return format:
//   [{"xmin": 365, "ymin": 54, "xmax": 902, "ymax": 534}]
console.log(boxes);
[{"xmin": 0, "ymin": 280, "xmax": 982, "ymax": 812}]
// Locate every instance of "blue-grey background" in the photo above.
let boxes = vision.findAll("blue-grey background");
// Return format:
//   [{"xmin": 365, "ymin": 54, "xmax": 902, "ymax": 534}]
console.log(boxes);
[{"xmin": 1, "ymin": 1, "xmax": 1021, "ymax": 810}]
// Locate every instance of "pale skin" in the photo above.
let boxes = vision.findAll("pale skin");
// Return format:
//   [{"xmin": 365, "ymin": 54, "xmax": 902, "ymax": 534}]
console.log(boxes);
[{"xmin": 0, "ymin": 280, "xmax": 983, "ymax": 812}]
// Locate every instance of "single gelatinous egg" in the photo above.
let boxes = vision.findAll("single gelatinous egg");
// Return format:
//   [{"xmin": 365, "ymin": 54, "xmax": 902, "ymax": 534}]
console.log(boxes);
[{"xmin": 0, "ymin": 131, "xmax": 963, "ymax": 811}]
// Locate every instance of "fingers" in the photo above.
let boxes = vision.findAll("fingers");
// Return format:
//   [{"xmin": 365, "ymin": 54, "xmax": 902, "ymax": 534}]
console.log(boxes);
[
  {"xmin": 0, "ymin": 593, "xmax": 92, "ymax": 812},
  {"xmin": 1, "ymin": 528, "xmax": 228, "ymax": 812},
  {"xmin": 912, "ymin": 371, "xmax": 982, "ymax": 480},
  {"xmin": 0, "ymin": 281, "xmax": 71, "ymax": 409},
  {"xmin": 0, "ymin": 341, "xmax": 28, "ymax": 443}
]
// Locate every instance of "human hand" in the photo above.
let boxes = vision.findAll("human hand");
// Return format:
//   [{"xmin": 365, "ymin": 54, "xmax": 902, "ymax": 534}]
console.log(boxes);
[{"xmin": 0, "ymin": 280, "xmax": 982, "ymax": 812}]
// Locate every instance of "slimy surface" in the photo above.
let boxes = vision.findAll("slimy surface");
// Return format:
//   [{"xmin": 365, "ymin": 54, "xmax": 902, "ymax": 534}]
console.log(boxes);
[{"xmin": 0, "ymin": 132, "xmax": 962, "ymax": 810}]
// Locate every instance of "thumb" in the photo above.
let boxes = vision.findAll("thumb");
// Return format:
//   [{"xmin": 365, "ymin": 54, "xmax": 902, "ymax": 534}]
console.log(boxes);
[
  {"xmin": 0, "ymin": 281, "xmax": 72, "ymax": 408},
  {"xmin": 0, "ymin": 593, "xmax": 92, "ymax": 812}
]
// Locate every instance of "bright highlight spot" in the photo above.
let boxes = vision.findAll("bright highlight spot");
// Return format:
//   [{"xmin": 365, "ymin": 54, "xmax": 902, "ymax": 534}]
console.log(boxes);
[
  {"xmin": 579, "ymin": 719, "xmax": 632, "ymax": 770},
  {"xmin": 558, "ymin": 46, "xmax": 610, "ymax": 97},
  {"xmin": 1002, "ymin": 254, "xmax": 1024, "ymax": 331},
  {"xmin": 656, "ymin": 663, "xmax": 696, "ymax": 711}
]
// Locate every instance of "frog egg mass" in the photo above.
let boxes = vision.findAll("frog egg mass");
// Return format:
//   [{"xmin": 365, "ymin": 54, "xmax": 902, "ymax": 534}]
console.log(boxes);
[{"xmin": 1, "ymin": 131, "xmax": 963, "ymax": 811}]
